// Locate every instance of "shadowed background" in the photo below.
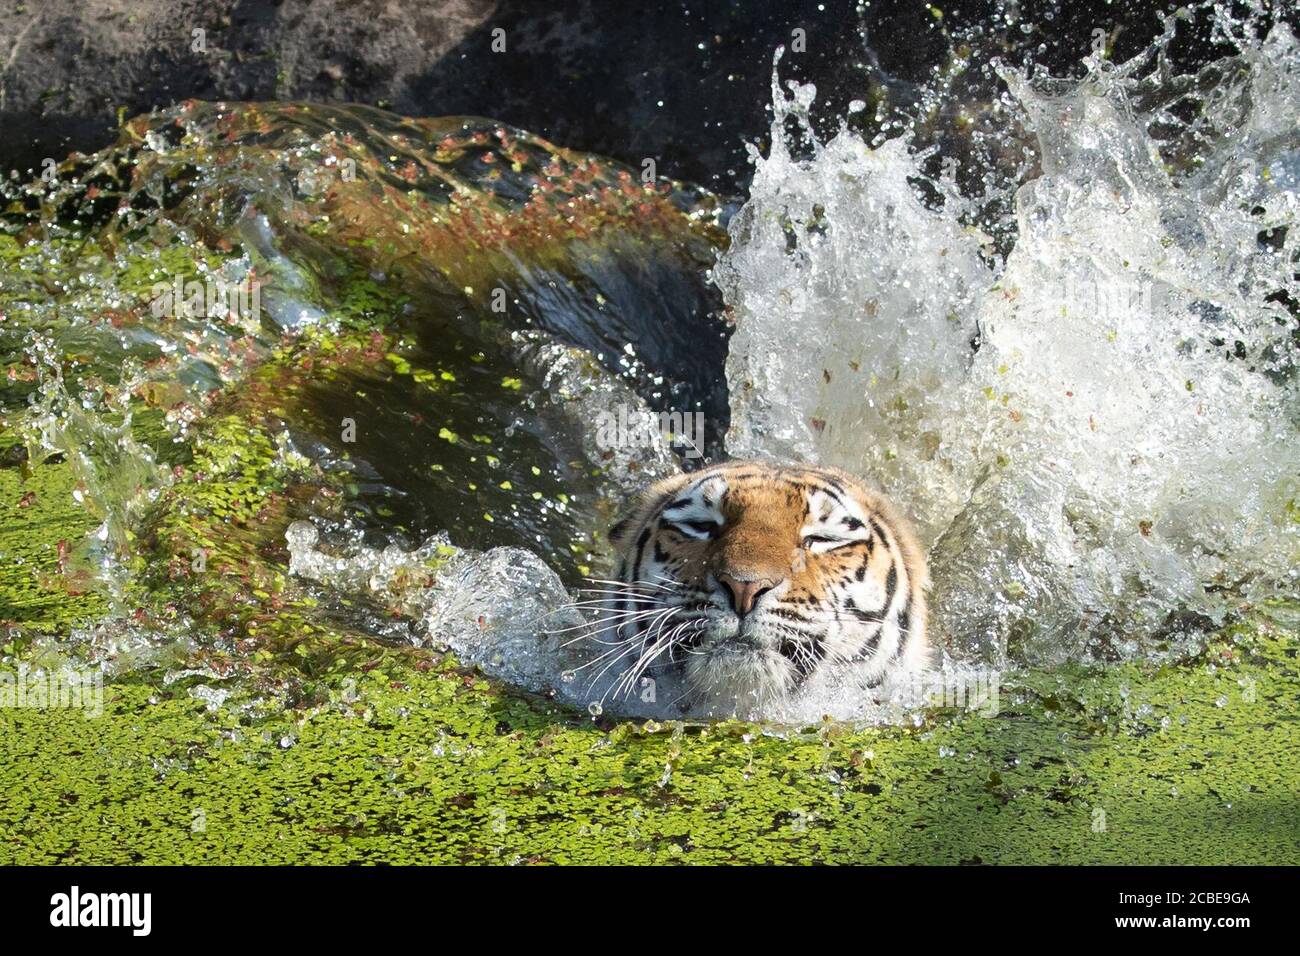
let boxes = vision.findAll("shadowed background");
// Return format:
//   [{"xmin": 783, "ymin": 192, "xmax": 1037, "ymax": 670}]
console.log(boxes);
[{"xmin": 0, "ymin": 0, "xmax": 1246, "ymax": 194}]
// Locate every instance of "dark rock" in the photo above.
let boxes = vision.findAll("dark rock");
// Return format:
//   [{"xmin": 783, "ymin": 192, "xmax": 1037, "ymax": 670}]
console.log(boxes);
[{"xmin": 0, "ymin": 0, "xmax": 1283, "ymax": 193}]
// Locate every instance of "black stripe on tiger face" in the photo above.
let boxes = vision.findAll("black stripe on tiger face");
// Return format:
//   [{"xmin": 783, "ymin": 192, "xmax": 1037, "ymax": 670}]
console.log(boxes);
[
  {"xmin": 630, "ymin": 526, "xmax": 652, "ymax": 585},
  {"xmin": 848, "ymin": 625, "xmax": 885, "ymax": 661},
  {"xmin": 770, "ymin": 606, "xmax": 820, "ymax": 624},
  {"xmin": 780, "ymin": 637, "xmax": 827, "ymax": 683},
  {"xmin": 801, "ymin": 484, "xmax": 873, "ymax": 554},
  {"xmin": 845, "ymin": 561, "xmax": 898, "ymax": 616},
  {"xmin": 841, "ymin": 551, "xmax": 901, "ymax": 656},
  {"xmin": 657, "ymin": 474, "xmax": 727, "ymax": 540}
]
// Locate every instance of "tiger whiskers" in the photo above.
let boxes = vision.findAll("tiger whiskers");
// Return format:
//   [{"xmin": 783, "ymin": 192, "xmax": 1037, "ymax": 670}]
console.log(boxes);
[
  {"xmin": 606, "ymin": 618, "xmax": 703, "ymax": 703},
  {"xmin": 541, "ymin": 577, "xmax": 678, "ymax": 644},
  {"xmin": 583, "ymin": 605, "xmax": 682, "ymax": 694},
  {"xmin": 546, "ymin": 577, "xmax": 709, "ymax": 703}
]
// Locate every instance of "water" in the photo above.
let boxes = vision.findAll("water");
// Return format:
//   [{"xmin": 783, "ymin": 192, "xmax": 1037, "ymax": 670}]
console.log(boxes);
[
  {"xmin": 719, "ymin": 8, "xmax": 1299, "ymax": 670},
  {"xmin": 6, "ymin": 103, "xmax": 721, "ymax": 537},
  {"xmin": 3, "ymin": 3, "xmax": 1297, "ymax": 721},
  {"xmin": 282, "ymin": 514, "xmax": 962, "ymax": 723},
  {"xmin": 2, "ymin": 101, "xmax": 718, "ymax": 700}
]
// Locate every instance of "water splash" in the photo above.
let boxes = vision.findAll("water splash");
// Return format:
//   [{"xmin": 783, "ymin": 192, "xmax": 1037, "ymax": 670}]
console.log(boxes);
[
  {"xmin": 1, "ymin": 100, "xmax": 723, "ymax": 709},
  {"xmin": 718, "ymin": 9, "xmax": 1300, "ymax": 667},
  {"xmin": 284, "ymin": 518, "xmax": 591, "ymax": 698},
  {"xmin": 6, "ymin": 7, "xmax": 1296, "ymax": 724},
  {"xmin": 283, "ymin": 515, "xmax": 951, "ymax": 723}
]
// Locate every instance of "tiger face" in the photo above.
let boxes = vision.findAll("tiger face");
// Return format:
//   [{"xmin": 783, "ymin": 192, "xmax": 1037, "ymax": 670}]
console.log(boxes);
[{"xmin": 603, "ymin": 461, "xmax": 929, "ymax": 714}]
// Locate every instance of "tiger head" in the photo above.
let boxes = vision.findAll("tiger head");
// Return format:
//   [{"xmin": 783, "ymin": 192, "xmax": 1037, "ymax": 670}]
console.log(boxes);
[{"xmin": 602, "ymin": 461, "xmax": 929, "ymax": 714}]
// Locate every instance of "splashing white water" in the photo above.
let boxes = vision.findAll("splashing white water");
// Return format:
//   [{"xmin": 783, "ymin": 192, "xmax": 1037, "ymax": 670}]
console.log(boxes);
[
  {"xmin": 282, "ymin": 8, "xmax": 1300, "ymax": 720},
  {"xmin": 717, "ymin": 17, "xmax": 1300, "ymax": 666},
  {"xmin": 285, "ymin": 520, "xmax": 589, "ymax": 692},
  {"xmin": 284, "ymin": 518, "xmax": 953, "ymax": 723}
]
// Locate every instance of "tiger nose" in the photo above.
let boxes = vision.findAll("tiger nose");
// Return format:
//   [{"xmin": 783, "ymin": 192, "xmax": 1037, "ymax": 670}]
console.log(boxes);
[{"xmin": 718, "ymin": 573, "xmax": 781, "ymax": 617}]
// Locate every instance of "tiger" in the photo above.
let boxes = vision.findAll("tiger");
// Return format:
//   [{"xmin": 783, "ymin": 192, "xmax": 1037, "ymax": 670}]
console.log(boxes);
[{"xmin": 597, "ymin": 460, "xmax": 930, "ymax": 716}]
